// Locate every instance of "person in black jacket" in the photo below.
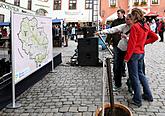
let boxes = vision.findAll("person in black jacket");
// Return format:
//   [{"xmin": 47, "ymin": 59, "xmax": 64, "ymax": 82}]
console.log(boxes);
[
  {"xmin": 158, "ymin": 19, "xmax": 165, "ymax": 42},
  {"xmin": 110, "ymin": 9, "xmax": 126, "ymax": 91}
]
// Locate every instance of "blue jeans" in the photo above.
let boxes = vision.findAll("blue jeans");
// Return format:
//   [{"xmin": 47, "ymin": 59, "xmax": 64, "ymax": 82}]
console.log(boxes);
[{"xmin": 127, "ymin": 53, "xmax": 153, "ymax": 104}]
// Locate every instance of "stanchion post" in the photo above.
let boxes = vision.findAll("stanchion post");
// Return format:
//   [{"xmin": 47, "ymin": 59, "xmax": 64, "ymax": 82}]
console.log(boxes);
[
  {"xmin": 102, "ymin": 56, "xmax": 106, "ymax": 116},
  {"xmin": 6, "ymin": 11, "xmax": 21, "ymax": 109},
  {"xmin": 51, "ymin": 22, "xmax": 55, "ymax": 73}
]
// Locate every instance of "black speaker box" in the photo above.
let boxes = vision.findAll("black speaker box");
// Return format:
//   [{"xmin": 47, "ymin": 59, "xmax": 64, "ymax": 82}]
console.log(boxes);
[
  {"xmin": 78, "ymin": 37, "xmax": 98, "ymax": 66},
  {"xmin": 82, "ymin": 27, "xmax": 96, "ymax": 38}
]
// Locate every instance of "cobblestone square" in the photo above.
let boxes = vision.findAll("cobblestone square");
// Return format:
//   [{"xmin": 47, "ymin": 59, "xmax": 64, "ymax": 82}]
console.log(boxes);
[{"xmin": 0, "ymin": 40, "xmax": 165, "ymax": 116}]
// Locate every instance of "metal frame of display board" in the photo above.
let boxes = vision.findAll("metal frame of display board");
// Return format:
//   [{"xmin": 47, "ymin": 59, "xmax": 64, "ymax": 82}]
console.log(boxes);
[
  {"xmin": 6, "ymin": 11, "xmax": 21, "ymax": 109},
  {"xmin": 6, "ymin": 11, "xmax": 54, "ymax": 109}
]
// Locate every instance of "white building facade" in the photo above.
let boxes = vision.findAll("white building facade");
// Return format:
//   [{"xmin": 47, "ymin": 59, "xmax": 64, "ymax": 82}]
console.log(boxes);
[
  {"xmin": 0, "ymin": 0, "xmax": 34, "ymax": 22},
  {"xmin": 52, "ymin": 0, "xmax": 93, "ymax": 23},
  {"xmin": 0, "ymin": 0, "xmax": 95, "ymax": 23}
]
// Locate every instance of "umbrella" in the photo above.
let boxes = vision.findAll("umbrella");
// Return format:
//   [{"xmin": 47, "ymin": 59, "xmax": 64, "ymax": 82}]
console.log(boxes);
[
  {"xmin": 0, "ymin": 22, "xmax": 10, "ymax": 26},
  {"xmin": 144, "ymin": 11, "xmax": 158, "ymax": 17},
  {"xmin": 144, "ymin": 12, "xmax": 158, "ymax": 22},
  {"xmin": 52, "ymin": 19, "xmax": 63, "ymax": 23},
  {"xmin": 157, "ymin": 15, "xmax": 163, "ymax": 19}
]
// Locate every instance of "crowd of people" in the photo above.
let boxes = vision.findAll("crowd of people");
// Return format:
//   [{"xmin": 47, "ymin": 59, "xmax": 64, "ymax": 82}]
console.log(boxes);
[
  {"xmin": 52, "ymin": 23, "xmax": 82, "ymax": 47},
  {"xmin": 51, "ymin": 9, "xmax": 163, "ymax": 107},
  {"xmin": 146, "ymin": 18, "xmax": 165, "ymax": 42},
  {"xmin": 97, "ymin": 8, "xmax": 159, "ymax": 107}
]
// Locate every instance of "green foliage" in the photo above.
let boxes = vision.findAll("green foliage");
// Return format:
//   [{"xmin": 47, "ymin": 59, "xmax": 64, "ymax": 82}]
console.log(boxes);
[
  {"xmin": 141, "ymin": 1, "xmax": 147, "ymax": 6},
  {"xmin": 110, "ymin": 4, "xmax": 116, "ymax": 8}
]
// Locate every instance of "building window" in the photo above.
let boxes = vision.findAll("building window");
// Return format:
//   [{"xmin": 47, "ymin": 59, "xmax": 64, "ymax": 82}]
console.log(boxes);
[
  {"xmin": 14, "ymin": 0, "xmax": 20, "ymax": 6},
  {"xmin": 69, "ymin": 0, "xmax": 76, "ymax": 10},
  {"xmin": 27, "ymin": 0, "xmax": 32, "ymax": 10},
  {"xmin": 152, "ymin": 0, "xmax": 158, "ymax": 4},
  {"xmin": 85, "ymin": 0, "xmax": 92, "ymax": 9},
  {"xmin": 0, "ymin": 0, "xmax": 5, "ymax": 2},
  {"xmin": 134, "ymin": 0, "xmax": 139, "ymax": 2},
  {"xmin": 110, "ymin": 0, "xmax": 116, "ymax": 5},
  {"xmin": 0, "ymin": 14, "xmax": 4, "ymax": 22},
  {"xmin": 53, "ymin": 0, "xmax": 61, "ymax": 10},
  {"xmin": 38, "ymin": 0, "xmax": 49, "ymax": 2}
]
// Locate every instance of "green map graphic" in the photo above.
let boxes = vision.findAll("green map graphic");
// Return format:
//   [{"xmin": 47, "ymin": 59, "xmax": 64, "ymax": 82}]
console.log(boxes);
[{"xmin": 18, "ymin": 17, "xmax": 48, "ymax": 67}]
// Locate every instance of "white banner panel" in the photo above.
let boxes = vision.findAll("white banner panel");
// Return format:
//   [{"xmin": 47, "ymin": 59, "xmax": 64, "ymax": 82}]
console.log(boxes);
[{"xmin": 11, "ymin": 12, "xmax": 52, "ymax": 84}]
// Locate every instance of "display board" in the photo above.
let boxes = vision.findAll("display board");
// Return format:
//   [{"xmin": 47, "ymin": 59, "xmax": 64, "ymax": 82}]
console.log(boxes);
[{"xmin": 11, "ymin": 12, "xmax": 52, "ymax": 84}]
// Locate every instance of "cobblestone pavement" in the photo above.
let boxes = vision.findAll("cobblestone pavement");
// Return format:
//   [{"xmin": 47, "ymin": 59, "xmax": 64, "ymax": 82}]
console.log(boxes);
[{"xmin": 0, "ymin": 40, "xmax": 165, "ymax": 116}]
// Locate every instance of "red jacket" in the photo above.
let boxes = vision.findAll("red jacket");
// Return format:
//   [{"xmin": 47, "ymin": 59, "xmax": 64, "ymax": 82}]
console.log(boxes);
[
  {"xmin": 1, "ymin": 29, "xmax": 7, "ymax": 37},
  {"xmin": 158, "ymin": 22, "xmax": 165, "ymax": 33},
  {"xmin": 124, "ymin": 22, "xmax": 158, "ymax": 61}
]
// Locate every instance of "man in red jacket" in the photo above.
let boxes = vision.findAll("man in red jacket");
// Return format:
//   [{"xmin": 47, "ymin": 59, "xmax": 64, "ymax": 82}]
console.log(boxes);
[{"xmin": 124, "ymin": 8, "xmax": 158, "ymax": 107}]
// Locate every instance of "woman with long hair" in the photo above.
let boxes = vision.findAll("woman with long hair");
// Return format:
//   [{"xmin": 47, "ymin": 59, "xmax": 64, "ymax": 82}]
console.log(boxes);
[{"xmin": 124, "ymin": 8, "xmax": 158, "ymax": 107}]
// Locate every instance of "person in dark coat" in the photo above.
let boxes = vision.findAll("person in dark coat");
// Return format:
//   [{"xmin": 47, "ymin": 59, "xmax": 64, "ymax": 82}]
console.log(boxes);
[
  {"xmin": 158, "ymin": 18, "xmax": 165, "ymax": 42},
  {"xmin": 110, "ymin": 9, "xmax": 126, "ymax": 91}
]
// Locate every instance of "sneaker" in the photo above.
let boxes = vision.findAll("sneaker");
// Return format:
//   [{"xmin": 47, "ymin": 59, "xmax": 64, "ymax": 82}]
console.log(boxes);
[
  {"xmin": 142, "ymin": 94, "xmax": 153, "ymax": 102},
  {"xmin": 128, "ymin": 99, "xmax": 142, "ymax": 107},
  {"xmin": 113, "ymin": 86, "xmax": 121, "ymax": 91},
  {"xmin": 64, "ymin": 45, "xmax": 68, "ymax": 47}
]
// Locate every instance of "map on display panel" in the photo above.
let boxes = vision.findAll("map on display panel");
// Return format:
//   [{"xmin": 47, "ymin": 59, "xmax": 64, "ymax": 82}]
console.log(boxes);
[
  {"xmin": 12, "ymin": 12, "xmax": 52, "ymax": 84},
  {"xmin": 18, "ymin": 17, "xmax": 48, "ymax": 66}
]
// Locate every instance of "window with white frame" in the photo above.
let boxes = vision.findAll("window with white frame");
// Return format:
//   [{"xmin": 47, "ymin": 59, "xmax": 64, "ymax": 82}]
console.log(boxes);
[
  {"xmin": 85, "ymin": 0, "xmax": 92, "ymax": 9},
  {"xmin": 0, "ymin": 14, "xmax": 4, "ymax": 22},
  {"xmin": 27, "ymin": 0, "xmax": 32, "ymax": 10},
  {"xmin": 134, "ymin": 0, "xmax": 139, "ymax": 2},
  {"xmin": 69, "ymin": 0, "xmax": 77, "ymax": 10},
  {"xmin": 14, "ymin": 0, "xmax": 20, "ymax": 6},
  {"xmin": 53, "ymin": 0, "xmax": 61, "ymax": 10},
  {"xmin": 152, "ymin": 0, "xmax": 158, "ymax": 4},
  {"xmin": 110, "ymin": 0, "xmax": 116, "ymax": 5}
]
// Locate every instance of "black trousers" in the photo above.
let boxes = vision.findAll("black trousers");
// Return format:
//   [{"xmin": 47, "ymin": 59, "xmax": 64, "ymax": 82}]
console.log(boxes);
[
  {"xmin": 159, "ymin": 32, "xmax": 164, "ymax": 42},
  {"xmin": 113, "ymin": 47, "xmax": 126, "ymax": 87}
]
